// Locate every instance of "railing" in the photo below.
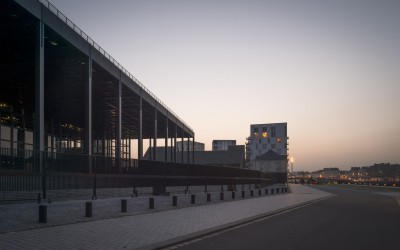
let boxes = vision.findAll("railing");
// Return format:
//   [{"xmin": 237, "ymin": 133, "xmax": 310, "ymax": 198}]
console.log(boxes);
[
  {"xmin": 0, "ymin": 147, "xmax": 285, "ymax": 201},
  {"xmin": 36, "ymin": 0, "xmax": 192, "ymax": 133}
]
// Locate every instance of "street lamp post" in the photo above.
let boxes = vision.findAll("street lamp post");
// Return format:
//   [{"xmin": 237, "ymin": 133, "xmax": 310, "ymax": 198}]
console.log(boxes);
[{"xmin": 290, "ymin": 157, "xmax": 294, "ymax": 174}]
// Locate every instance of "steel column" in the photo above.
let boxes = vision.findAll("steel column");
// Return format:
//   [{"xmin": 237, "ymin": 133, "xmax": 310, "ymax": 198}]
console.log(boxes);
[
  {"xmin": 84, "ymin": 50, "xmax": 93, "ymax": 173},
  {"xmin": 116, "ymin": 73, "xmax": 122, "ymax": 167},
  {"xmin": 181, "ymin": 130, "xmax": 184, "ymax": 163},
  {"xmin": 34, "ymin": 20, "xmax": 44, "ymax": 173},
  {"xmin": 165, "ymin": 114, "xmax": 168, "ymax": 162},
  {"xmin": 138, "ymin": 96, "xmax": 143, "ymax": 160},
  {"xmin": 187, "ymin": 136, "xmax": 190, "ymax": 164},
  {"xmin": 170, "ymin": 137, "xmax": 173, "ymax": 162},
  {"xmin": 174, "ymin": 122, "xmax": 177, "ymax": 163},
  {"xmin": 153, "ymin": 106, "xmax": 157, "ymax": 161},
  {"xmin": 192, "ymin": 134, "xmax": 195, "ymax": 164}
]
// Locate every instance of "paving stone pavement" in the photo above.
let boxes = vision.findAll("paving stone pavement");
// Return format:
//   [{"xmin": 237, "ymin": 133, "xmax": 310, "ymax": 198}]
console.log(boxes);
[{"xmin": 0, "ymin": 184, "xmax": 332, "ymax": 250}]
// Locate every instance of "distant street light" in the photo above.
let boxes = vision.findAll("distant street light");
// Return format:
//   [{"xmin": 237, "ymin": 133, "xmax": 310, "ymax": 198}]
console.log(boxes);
[{"xmin": 290, "ymin": 157, "xmax": 294, "ymax": 174}]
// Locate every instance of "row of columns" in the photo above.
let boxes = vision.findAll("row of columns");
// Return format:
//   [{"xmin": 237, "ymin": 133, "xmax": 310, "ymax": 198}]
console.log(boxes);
[{"xmin": 33, "ymin": 19, "xmax": 195, "ymax": 174}]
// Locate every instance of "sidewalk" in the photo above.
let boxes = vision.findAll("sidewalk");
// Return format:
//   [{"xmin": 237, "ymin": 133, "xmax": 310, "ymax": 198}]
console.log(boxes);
[{"xmin": 0, "ymin": 185, "xmax": 333, "ymax": 250}]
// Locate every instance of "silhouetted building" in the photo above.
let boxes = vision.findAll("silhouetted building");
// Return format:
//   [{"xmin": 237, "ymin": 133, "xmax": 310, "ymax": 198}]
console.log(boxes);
[
  {"xmin": 176, "ymin": 141, "xmax": 205, "ymax": 152},
  {"xmin": 212, "ymin": 140, "xmax": 236, "ymax": 151},
  {"xmin": 323, "ymin": 168, "xmax": 340, "ymax": 179},
  {"xmin": 144, "ymin": 145, "xmax": 245, "ymax": 168}
]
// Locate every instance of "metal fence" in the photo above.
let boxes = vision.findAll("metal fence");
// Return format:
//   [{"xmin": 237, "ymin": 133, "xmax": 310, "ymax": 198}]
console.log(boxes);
[{"xmin": 0, "ymin": 148, "xmax": 285, "ymax": 202}]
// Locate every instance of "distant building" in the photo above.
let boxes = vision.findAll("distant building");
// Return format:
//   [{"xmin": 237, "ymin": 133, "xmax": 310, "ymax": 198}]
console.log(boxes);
[
  {"xmin": 212, "ymin": 140, "xmax": 236, "ymax": 151},
  {"xmin": 250, "ymin": 150, "xmax": 287, "ymax": 173},
  {"xmin": 144, "ymin": 145, "xmax": 245, "ymax": 168},
  {"xmin": 323, "ymin": 168, "xmax": 340, "ymax": 179},
  {"xmin": 246, "ymin": 123, "xmax": 288, "ymax": 162},
  {"xmin": 176, "ymin": 141, "xmax": 205, "ymax": 152}
]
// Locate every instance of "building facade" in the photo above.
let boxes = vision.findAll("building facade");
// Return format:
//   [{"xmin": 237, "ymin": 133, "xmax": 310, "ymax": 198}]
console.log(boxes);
[
  {"xmin": 176, "ymin": 141, "xmax": 205, "ymax": 152},
  {"xmin": 251, "ymin": 150, "xmax": 287, "ymax": 173},
  {"xmin": 246, "ymin": 123, "xmax": 288, "ymax": 162},
  {"xmin": 144, "ymin": 145, "xmax": 245, "ymax": 168},
  {"xmin": 212, "ymin": 140, "xmax": 236, "ymax": 151}
]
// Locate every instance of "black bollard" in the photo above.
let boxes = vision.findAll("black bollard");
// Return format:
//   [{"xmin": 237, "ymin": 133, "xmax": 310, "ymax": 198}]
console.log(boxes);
[
  {"xmin": 277, "ymin": 188, "xmax": 280, "ymax": 194},
  {"xmin": 250, "ymin": 189, "xmax": 254, "ymax": 197},
  {"xmin": 271, "ymin": 188, "xmax": 274, "ymax": 194},
  {"xmin": 207, "ymin": 193, "xmax": 211, "ymax": 202},
  {"xmin": 39, "ymin": 205, "xmax": 47, "ymax": 223},
  {"xmin": 85, "ymin": 201, "xmax": 92, "ymax": 217},
  {"xmin": 121, "ymin": 199, "xmax": 127, "ymax": 213},
  {"xmin": 242, "ymin": 190, "xmax": 245, "ymax": 198},
  {"xmin": 281, "ymin": 188, "xmax": 284, "ymax": 193},
  {"xmin": 37, "ymin": 193, "xmax": 41, "ymax": 204},
  {"xmin": 191, "ymin": 194, "xmax": 196, "ymax": 204},
  {"xmin": 265, "ymin": 189, "xmax": 268, "ymax": 195},
  {"xmin": 258, "ymin": 189, "xmax": 262, "ymax": 196},
  {"xmin": 220, "ymin": 192, "xmax": 224, "ymax": 201},
  {"xmin": 232, "ymin": 191, "xmax": 236, "ymax": 199},
  {"xmin": 173, "ymin": 195, "xmax": 178, "ymax": 206},
  {"xmin": 149, "ymin": 197, "xmax": 154, "ymax": 209},
  {"xmin": 285, "ymin": 187, "xmax": 288, "ymax": 192}
]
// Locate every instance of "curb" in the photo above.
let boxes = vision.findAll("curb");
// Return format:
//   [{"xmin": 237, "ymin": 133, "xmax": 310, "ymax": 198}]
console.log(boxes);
[{"xmin": 138, "ymin": 193, "xmax": 335, "ymax": 250}]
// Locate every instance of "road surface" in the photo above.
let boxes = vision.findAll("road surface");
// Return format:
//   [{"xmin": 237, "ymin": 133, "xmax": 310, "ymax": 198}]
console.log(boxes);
[{"xmin": 171, "ymin": 185, "xmax": 400, "ymax": 250}]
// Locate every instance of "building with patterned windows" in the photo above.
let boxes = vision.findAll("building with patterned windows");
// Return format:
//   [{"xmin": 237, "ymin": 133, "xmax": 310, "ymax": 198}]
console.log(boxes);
[{"xmin": 246, "ymin": 123, "xmax": 288, "ymax": 163}]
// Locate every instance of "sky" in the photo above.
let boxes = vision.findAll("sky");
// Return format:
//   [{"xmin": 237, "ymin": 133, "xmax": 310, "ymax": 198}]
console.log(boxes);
[{"xmin": 48, "ymin": 0, "xmax": 400, "ymax": 171}]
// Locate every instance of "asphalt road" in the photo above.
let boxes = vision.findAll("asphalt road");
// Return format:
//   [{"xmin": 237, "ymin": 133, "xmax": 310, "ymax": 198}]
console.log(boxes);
[{"xmin": 170, "ymin": 185, "xmax": 400, "ymax": 250}]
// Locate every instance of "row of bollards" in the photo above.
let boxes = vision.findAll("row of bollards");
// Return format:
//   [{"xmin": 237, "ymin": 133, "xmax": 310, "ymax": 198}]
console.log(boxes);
[{"xmin": 38, "ymin": 186, "xmax": 288, "ymax": 223}]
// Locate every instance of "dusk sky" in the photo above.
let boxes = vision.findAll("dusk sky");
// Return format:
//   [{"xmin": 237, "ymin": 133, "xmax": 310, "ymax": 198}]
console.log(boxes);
[{"xmin": 48, "ymin": 0, "xmax": 400, "ymax": 171}]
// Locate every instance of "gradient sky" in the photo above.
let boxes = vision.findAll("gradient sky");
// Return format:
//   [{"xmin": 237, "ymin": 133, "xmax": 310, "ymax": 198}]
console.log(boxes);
[{"xmin": 48, "ymin": 0, "xmax": 400, "ymax": 171}]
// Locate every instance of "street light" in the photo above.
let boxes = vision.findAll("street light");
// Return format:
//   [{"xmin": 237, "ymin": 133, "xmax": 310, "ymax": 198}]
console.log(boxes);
[{"xmin": 290, "ymin": 157, "xmax": 294, "ymax": 174}]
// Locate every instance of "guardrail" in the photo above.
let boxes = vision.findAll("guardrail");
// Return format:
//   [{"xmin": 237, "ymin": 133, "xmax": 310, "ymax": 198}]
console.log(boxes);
[{"xmin": 37, "ymin": 0, "xmax": 192, "ymax": 132}]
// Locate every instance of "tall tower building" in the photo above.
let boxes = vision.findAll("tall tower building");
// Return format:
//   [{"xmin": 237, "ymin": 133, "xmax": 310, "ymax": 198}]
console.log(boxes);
[{"xmin": 246, "ymin": 123, "xmax": 288, "ymax": 162}]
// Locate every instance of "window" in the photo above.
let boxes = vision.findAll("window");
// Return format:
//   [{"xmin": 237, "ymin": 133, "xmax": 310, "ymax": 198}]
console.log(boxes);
[
  {"xmin": 262, "ymin": 132, "xmax": 267, "ymax": 138},
  {"xmin": 277, "ymin": 137, "xmax": 282, "ymax": 143},
  {"xmin": 256, "ymin": 144, "xmax": 258, "ymax": 149},
  {"xmin": 262, "ymin": 144, "xmax": 267, "ymax": 149},
  {"xmin": 271, "ymin": 126, "xmax": 276, "ymax": 137},
  {"xmin": 259, "ymin": 139, "xmax": 261, "ymax": 143},
  {"xmin": 272, "ymin": 144, "xmax": 276, "ymax": 149},
  {"xmin": 262, "ymin": 127, "xmax": 267, "ymax": 132},
  {"xmin": 253, "ymin": 127, "xmax": 259, "ymax": 138}
]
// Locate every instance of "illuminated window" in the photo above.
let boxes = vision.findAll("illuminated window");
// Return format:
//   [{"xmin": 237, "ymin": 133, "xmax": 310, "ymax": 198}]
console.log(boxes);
[
  {"xmin": 253, "ymin": 127, "xmax": 258, "ymax": 138},
  {"xmin": 262, "ymin": 132, "xmax": 267, "ymax": 138},
  {"xmin": 277, "ymin": 137, "xmax": 282, "ymax": 143}
]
